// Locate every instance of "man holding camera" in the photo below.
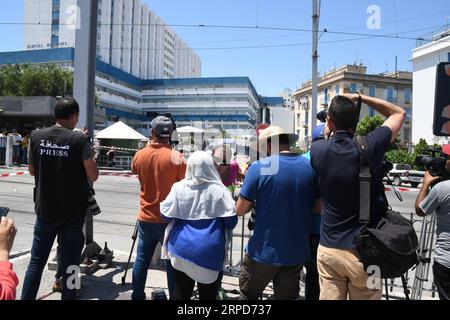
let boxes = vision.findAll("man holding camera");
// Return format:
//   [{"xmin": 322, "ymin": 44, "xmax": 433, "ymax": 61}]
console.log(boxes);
[
  {"xmin": 310, "ymin": 93, "xmax": 405, "ymax": 300},
  {"xmin": 415, "ymin": 167, "xmax": 450, "ymax": 300},
  {"xmin": 22, "ymin": 97, "xmax": 99, "ymax": 300}
]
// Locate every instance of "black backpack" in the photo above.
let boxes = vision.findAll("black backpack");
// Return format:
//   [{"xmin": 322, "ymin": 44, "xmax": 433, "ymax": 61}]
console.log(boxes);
[{"xmin": 353, "ymin": 136, "xmax": 418, "ymax": 280}]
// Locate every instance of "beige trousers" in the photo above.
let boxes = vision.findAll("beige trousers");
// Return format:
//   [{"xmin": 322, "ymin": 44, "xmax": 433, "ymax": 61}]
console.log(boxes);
[{"xmin": 317, "ymin": 245, "xmax": 382, "ymax": 300}]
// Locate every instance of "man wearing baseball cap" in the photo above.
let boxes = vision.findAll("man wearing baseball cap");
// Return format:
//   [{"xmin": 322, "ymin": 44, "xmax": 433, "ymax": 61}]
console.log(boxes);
[{"xmin": 131, "ymin": 116, "xmax": 186, "ymax": 300}]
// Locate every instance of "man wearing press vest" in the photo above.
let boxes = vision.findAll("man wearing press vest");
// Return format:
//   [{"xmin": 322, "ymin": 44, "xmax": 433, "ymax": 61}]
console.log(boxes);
[
  {"xmin": 310, "ymin": 93, "xmax": 405, "ymax": 300},
  {"xmin": 21, "ymin": 97, "xmax": 99, "ymax": 300}
]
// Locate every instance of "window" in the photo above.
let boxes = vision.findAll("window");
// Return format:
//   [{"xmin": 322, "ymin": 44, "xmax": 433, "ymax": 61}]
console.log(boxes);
[
  {"xmin": 387, "ymin": 86, "xmax": 396, "ymax": 103},
  {"xmin": 335, "ymin": 85, "xmax": 340, "ymax": 95},
  {"xmin": 51, "ymin": 24, "xmax": 59, "ymax": 36},
  {"xmin": 324, "ymin": 88, "xmax": 328, "ymax": 105},
  {"xmin": 404, "ymin": 88, "xmax": 411, "ymax": 104},
  {"xmin": 448, "ymin": 52, "xmax": 450, "ymax": 62},
  {"xmin": 350, "ymin": 83, "xmax": 357, "ymax": 93},
  {"xmin": 369, "ymin": 84, "xmax": 376, "ymax": 97}
]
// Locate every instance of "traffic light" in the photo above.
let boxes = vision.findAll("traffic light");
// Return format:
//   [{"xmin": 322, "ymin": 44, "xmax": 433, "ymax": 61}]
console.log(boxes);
[{"xmin": 433, "ymin": 62, "xmax": 450, "ymax": 136}]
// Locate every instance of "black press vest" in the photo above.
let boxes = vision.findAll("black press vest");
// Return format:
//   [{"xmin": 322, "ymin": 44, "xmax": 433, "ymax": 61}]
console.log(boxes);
[{"xmin": 30, "ymin": 126, "xmax": 89, "ymax": 224}]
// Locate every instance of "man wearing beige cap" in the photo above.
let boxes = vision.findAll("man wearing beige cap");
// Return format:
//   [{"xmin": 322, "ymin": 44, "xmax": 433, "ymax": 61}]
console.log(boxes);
[{"xmin": 236, "ymin": 126, "xmax": 321, "ymax": 299}]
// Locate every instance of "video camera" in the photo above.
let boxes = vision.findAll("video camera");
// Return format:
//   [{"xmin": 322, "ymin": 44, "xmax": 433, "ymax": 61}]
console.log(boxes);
[{"xmin": 416, "ymin": 149, "xmax": 449, "ymax": 178}]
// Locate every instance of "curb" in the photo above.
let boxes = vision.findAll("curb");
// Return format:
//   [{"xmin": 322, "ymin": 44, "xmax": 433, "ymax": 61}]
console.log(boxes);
[
  {"xmin": 0, "ymin": 171, "xmax": 29, "ymax": 178},
  {"xmin": 385, "ymin": 187, "xmax": 418, "ymax": 192}
]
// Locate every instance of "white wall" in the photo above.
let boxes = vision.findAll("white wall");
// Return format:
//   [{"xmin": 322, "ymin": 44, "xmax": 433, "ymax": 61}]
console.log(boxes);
[
  {"xmin": 24, "ymin": 0, "xmax": 52, "ymax": 49},
  {"xmin": 270, "ymin": 109, "xmax": 295, "ymax": 134},
  {"xmin": 58, "ymin": 0, "xmax": 77, "ymax": 47},
  {"xmin": 24, "ymin": 0, "xmax": 201, "ymax": 79}
]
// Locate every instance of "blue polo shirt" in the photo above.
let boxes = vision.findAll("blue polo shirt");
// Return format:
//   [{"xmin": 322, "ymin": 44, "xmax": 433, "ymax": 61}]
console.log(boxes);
[
  {"xmin": 310, "ymin": 127, "xmax": 391, "ymax": 249},
  {"xmin": 239, "ymin": 153, "xmax": 320, "ymax": 266}
]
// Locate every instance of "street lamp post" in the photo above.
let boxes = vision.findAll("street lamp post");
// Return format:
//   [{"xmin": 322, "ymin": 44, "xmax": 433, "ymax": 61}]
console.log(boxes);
[{"xmin": 73, "ymin": 0, "xmax": 104, "ymax": 265}]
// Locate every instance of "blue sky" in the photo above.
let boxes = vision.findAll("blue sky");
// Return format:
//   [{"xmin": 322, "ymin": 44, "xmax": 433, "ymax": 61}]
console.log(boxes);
[{"xmin": 1, "ymin": 0, "xmax": 450, "ymax": 96}]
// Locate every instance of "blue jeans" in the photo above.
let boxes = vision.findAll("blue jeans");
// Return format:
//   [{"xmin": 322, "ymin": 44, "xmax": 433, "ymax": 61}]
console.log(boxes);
[
  {"xmin": 21, "ymin": 217, "xmax": 85, "ymax": 300},
  {"xmin": 131, "ymin": 221, "xmax": 173, "ymax": 300}
]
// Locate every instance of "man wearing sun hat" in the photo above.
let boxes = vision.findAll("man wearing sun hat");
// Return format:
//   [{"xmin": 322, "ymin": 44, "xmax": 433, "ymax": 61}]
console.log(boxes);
[
  {"xmin": 235, "ymin": 125, "xmax": 321, "ymax": 300},
  {"xmin": 131, "ymin": 116, "xmax": 186, "ymax": 300}
]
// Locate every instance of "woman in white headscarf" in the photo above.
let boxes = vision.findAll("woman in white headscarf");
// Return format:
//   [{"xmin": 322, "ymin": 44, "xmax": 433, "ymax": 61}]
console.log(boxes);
[{"xmin": 160, "ymin": 151, "xmax": 238, "ymax": 300}]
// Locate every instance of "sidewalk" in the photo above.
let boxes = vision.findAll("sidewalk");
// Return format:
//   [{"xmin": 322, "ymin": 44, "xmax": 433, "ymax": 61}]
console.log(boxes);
[
  {"xmin": 11, "ymin": 249, "xmax": 423, "ymax": 300},
  {"xmin": 11, "ymin": 250, "xmax": 247, "ymax": 300}
]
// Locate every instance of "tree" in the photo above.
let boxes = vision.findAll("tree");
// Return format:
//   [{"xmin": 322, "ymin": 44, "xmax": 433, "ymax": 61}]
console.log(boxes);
[
  {"xmin": 356, "ymin": 115, "xmax": 401, "ymax": 150},
  {"xmin": 0, "ymin": 64, "xmax": 73, "ymax": 97},
  {"xmin": 386, "ymin": 149, "xmax": 415, "ymax": 167},
  {"xmin": 0, "ymin": 65, "xmax": 23, "ymax": 96},
  {"xmin": 356, "ymin": 115, "xmax": 385, "ymax": 136},
  {"xmin": 413, "ymin": 138, "xmax": 429, "ymax": 156},
  {"xmin": 290, "ymin": 146, "xmax": 305, "ymax": 155}
]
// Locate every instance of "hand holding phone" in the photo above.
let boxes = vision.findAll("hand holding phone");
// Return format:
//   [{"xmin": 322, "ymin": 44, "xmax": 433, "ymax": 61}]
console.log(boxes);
[
  {"xmin": 0, "ymin": 216, "xmax": 16, "ymax": 262},
  {"xmin": 0, "ymin": 207, "xmax": 9, "ymax": 218}
]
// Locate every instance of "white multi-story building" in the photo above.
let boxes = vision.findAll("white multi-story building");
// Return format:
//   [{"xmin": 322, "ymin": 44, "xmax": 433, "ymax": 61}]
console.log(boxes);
[
  {"xmin": 411, "ymin": 29, "xmax": 450, "ymax": 145},
  {"xmin": 24, "ymin": 0, "xmax": 201, "ymax": 79},
  {"xmin": 0, "ymin": 48, "xmax": 275, "ymax": 138},
  {"xmin": 279, "ymin": 88, "xmax": 295, "ymax": 110}
]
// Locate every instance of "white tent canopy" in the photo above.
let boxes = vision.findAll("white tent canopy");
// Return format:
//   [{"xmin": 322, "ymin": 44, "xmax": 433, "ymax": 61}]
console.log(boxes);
[
  {"xmin": 95, "ymin": 121, "xmax": 148, "ymax": 140},
  {"xmin": 176, "ymin": 126, "xmax": 205, "ymax": 134}
]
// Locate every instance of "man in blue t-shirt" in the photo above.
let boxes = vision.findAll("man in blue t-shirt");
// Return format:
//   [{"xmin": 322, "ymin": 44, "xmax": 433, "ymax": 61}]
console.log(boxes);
[
  {"xmin": 236, "ymin": 126, "xmax": 321, "ymax": 300},
  {"xmin": 310, "ymin": 93, "xmax": 405, "ymax": 300}
]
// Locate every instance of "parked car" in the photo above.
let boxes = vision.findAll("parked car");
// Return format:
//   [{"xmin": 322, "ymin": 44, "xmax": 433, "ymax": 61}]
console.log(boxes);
[{"xmin": 386, "ymin": 163, "xmax": 424, "ymax": 188}]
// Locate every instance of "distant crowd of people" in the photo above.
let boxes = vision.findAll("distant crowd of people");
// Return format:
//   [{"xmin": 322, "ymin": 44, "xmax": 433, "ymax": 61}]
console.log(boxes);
[
  {"xmin": 0, "ymin": 129, "xmax": 30, "ymax": 165},
  {"xmin": 2, "ymin": 92, "xmax": 450, "ymax": 301}
]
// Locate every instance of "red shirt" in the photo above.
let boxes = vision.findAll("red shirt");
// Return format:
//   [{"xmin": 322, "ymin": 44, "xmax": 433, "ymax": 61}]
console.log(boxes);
[{"xmin": 0, "ymin": 262, "xmax": 19, "ymax": 300}]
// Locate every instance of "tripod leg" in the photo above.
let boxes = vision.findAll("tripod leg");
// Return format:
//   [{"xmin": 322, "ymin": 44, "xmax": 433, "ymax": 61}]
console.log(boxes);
[
  {"xmin": 401, "ymin": 275, "xmax": 410, "ymax": 300},
  {"xmin": 121, "ymin": 221, "xmax": 139, "ymax": 286},
  {"xmin": 385, "ymin": 279, "xmax": 389, "ymax": 300}
]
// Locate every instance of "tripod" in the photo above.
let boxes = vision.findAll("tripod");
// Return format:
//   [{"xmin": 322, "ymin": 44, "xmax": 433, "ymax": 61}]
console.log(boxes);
[
  {"xmin": 411, "ymin": 213, "xmax": 437, "ymax": 300},
  {"xmin": 121, "ymin": 221, "xmax": 139, "ymax": 286}
]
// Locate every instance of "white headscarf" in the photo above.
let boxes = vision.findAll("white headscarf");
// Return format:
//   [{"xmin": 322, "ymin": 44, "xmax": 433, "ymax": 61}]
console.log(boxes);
[{"xmin": 160, "ymin": 151, "xmax": 236, "ymax": 220}]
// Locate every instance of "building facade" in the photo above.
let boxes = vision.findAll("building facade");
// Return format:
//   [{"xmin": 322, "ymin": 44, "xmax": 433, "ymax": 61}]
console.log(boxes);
[
  {"xmin": 412, "ymin": 29, "xmax": 450, "ymax": 145},
  {"xmin": 279, "ymin": 88, "xmax": 295, "ymax": 110},
  {"xmin": 0, "ymin": 48, "xmax": 276, "ymax": 138},
  {"xmin": 24, "ymin": 0, "xmax": 201, "ymax": 79},
  {"xmin": 293, "ymin": 64, "xmax": 413, "ymax": 149}
]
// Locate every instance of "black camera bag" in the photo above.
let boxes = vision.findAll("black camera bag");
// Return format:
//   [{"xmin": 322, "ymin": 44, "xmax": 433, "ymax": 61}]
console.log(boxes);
[{"xmin": 353, "ymin": 135, "xmax": 418, "ymax": 279}]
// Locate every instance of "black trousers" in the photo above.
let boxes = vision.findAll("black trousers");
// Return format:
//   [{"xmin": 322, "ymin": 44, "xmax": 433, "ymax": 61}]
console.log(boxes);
[
  {"xmin": 172, "ymin": 268, "xmax": 222, "ymax": 300},
  {"xmin": 305, "ymin": 234, "xmax": 320, "ymax": 300},
  {"xmin": 433, "ymin": 261, "xmax": 450, "ymax": 300}
]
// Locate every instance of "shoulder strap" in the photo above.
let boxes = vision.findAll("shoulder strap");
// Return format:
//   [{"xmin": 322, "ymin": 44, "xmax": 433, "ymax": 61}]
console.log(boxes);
[{"xmin": 353, "ymin": 135, "xmax": 371, "ymax": 226}]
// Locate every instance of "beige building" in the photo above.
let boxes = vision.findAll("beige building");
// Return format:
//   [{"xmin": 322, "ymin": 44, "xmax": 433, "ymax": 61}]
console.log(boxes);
[{"xmin": 293, "ymin": 64, "xmax": 412, "ymax": 149}]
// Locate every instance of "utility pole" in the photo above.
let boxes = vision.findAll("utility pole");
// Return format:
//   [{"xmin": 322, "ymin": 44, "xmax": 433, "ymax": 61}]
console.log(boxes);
[
  {"xmin": 311, "ymin": 0, "xmax": 320, "ymax": 135},
  {"xmin": 73, "ymin": 0, "xmax": 103, "ymax": 263}
]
